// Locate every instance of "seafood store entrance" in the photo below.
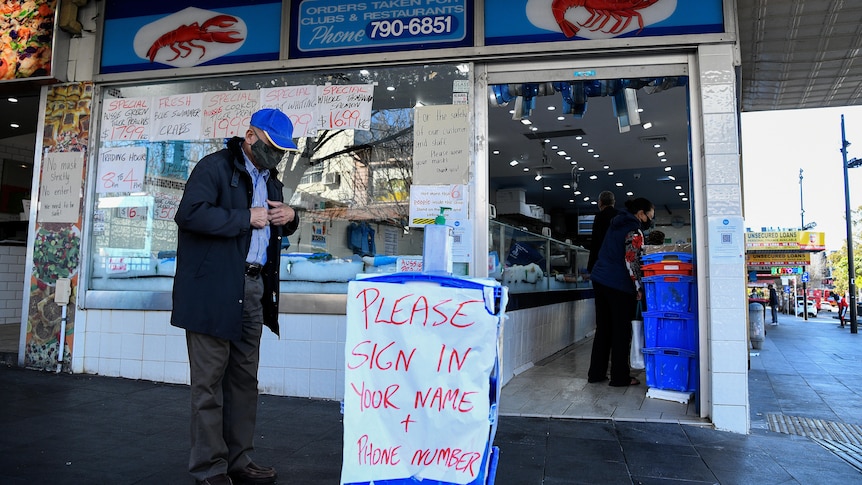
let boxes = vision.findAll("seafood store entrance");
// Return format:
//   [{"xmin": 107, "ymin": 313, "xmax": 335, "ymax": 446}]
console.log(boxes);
[{"xmin": 485, "ymin": 58, "xmax": 702, "ymax": 421}]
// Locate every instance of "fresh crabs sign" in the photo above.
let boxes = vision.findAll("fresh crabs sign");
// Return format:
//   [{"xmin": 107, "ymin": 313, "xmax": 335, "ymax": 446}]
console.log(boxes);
[{"xmin": 100, "ymin": 0, "xmax": 280, "ymax": 74}]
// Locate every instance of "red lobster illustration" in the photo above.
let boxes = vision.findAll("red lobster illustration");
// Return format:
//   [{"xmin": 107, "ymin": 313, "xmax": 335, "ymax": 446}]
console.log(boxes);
[
  {"xmin": 552, "ymin": 0, "xmax": 660, "ymax": 38},
  {"xmin": 146, "ymin": 14, "xmax": 243, "ymax": 62}
]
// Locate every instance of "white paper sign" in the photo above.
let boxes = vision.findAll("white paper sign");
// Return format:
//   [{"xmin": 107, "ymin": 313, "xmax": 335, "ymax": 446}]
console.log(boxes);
[
  {"xmin": 101, "ymin": 97, "xmax": 153, "ymax": 141},
  {"xmin": 317, "ymin": 84, "xmax": 374, "ymax": 131},
  {"xmin": 96, "ymin": 147, "xmax": 147, "ymax": 194},
  {"xmin": 412, "ymin": 105, "xmax": 470, "ymax": 184},
  {"xmin": 38, "ymin": 152, "xmax": 84, "ymax": 222},
  {"xmin": 408, "ymin": 184, "xmax": 468, "ymax": 227},
  {"xmin": 201, "ymin": 90, "xmax": 260, "ymax": 139},
  {"xmin": 260, "ymin": 86, "xmax": 319, "ymax": 138},
  {"xmin": 341, "ymin": 279, "xmax": 499, "ymax": 484},
  {"xmin": 151, "ymin": 93, "xmax": 204, "ymax": 141}
]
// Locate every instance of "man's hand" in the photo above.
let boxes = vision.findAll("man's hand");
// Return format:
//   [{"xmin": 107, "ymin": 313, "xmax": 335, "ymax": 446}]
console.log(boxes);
[
  {"xmin": 266, "ymin": 200, "xmax": 295, "ymax": 227},
  {"xmin": 250, "ymin": 207, "xmax": 269, "ymax": 229}
]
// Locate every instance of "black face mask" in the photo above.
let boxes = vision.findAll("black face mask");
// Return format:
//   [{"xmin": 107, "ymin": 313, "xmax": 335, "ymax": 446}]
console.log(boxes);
[
  {"xmin": 641, "ymin": 217, "xmax": 653, "ymax": 231},
  {"xmin": 251, "ymin": 139, "xmax": 285, "ymax": 170}
]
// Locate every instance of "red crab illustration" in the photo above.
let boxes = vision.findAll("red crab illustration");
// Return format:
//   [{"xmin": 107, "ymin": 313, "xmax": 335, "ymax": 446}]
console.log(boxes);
[
  {"xmin": 552, "ymin": 0, "xmax": 661, "ymax": 38},
  {"xmin": 146, "ymin": 14, "xmax": 243, "ymax": 62}
]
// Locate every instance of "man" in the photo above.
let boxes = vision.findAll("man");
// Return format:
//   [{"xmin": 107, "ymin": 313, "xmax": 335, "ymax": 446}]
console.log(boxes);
[
  {"xmin": 768, "ymin": 284, "xmax": 779, "ymax": 325},
  {"xmin": 587, "ymin": 190, "xmax": 618, "ymax": 273},
  {"xmin": 172, "ymin": 108, "xmax": 300, "ymax": 485}
]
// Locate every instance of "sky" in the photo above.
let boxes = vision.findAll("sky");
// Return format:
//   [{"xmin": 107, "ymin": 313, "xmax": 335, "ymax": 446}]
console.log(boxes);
[{"xmin": 741, "ymin": 105, "xmax": 862, "ymax": 252}]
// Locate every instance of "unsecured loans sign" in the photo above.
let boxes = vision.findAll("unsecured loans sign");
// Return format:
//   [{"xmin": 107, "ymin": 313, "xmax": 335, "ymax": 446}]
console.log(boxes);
[
  {"xmin": 290, "ymin": 0, "xmax": 471, "ymax": 58},
  {"xmin": 341, "ymin": 277, "xmax": 501, "ymax": 484}
]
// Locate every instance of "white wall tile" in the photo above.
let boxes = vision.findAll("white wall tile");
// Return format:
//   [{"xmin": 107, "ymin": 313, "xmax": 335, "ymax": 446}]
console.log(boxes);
[
  {"xmin": 260, "ymin": 339, "xmax": 286, "ymax": 367},
  {"xmin": 310, "ymin": 341, "xmax": 337, "ymax": 370},
  {"xmin": 143, "ymin": 335, "xmax": 167, "ymax": 362},
  {"xmin": 164, "ymin": 361, "xmax": 190, "ymax": 385},
  {"xmin": 258, "ymin": 366, "xmax": 285, "ymax": 395},
  {"xmin": 708, "ymin": 309, "xmax": 748, "ymax": 341},
  {"xmin": 144, "ymin": 311, "xmax": 170, "ymax": 335},
  {"xmin": 99, "ymin": 357, "xmax": 121, "ymax": 377},
  {"xmin": 711, "ymin": 372, "xmax": 748, "ymax": 406},
  {"xmin": 309, "ymin": 369, "xmax": 336, "ymax": 399},
  {"xmin": 285, "ymin": 368, "xmax": 310, "ymax": 396},
  {"xmin": 311, "ymin": 315, "xmax": 339, "ymax": 341},
  {"xmin": 165, "ymin": 334, "xmax": 188, "ymax": 362},
  {"xmin": 283, "ymin": 314, "xmax": 312, "ymax": 340},
  {"xmin": 120, "ymin": 311, "xmax": 146, "ymax": 334},
  {"xmin": 712, "ymin": 404, "xmax": 749, "ymax": 434},
  {"xmin": 141, "ymin": 360, "xmax": 166, "ymax": 382},
  {"xmin": 121, "ymin": 333, "xmax": 144, "ymax": 360},
  {"xmin": 711, "ymin": 340, "xmax": 749, "ymax": 374},
  {"xmin": 285, "ymin": 340, "xmax": 311, "ymax": 368},
  {"xmin": 100, "ymin": 333, "xmax": 122, "ymax": 359},
  {"xmin": 121, "ymin": 358, "xmax": 142, "ymax": 380}
]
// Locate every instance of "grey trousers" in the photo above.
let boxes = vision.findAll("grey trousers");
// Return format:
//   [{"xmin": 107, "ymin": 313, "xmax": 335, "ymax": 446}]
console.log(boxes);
[{"xmin": 186, "ymin": 274, "xmax": 264, "ymax": 480}]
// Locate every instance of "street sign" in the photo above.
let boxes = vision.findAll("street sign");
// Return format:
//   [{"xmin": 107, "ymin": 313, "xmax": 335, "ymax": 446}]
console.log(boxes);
[{"xmin": 802, "ymin": 272, "xmax": 810, "ymax": 282}]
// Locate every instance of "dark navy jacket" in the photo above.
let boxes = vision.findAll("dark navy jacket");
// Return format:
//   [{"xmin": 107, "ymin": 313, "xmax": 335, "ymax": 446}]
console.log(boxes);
[
  {"xmin": 590, "ymin": 210, "xmax": 641, "ymax": 295},
  {"xmin": 171, "ymin": 137, "xmax": 299, "ymax": 340}
]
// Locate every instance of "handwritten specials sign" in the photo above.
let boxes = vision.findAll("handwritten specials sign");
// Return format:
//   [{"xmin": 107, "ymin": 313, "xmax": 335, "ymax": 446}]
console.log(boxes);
[
  {"xmin": 341, "ymin": 277, "xmax": 503, "ymax": 484},
  {"xmin": 412, "ymin": 105, "xmax": 470, "ymax": 185},
  {"xmin": 260, "ymin": 85, "xmax": 319, "ymax": 138},
  {"xmin": 152, "ymin": 93, "xmax": 204, "ymax": 141},
  {"xmin": 101, "ymin": 97, "xmax": 153, "ymax": 141}
]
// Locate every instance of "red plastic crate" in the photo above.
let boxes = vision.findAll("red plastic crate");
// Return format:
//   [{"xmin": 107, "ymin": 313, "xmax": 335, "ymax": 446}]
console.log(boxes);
[
  {"xmin": 641, "ymin": 252, "xmax": 693, "ymax": 265},
  {"xmin": 642, "ymin": 262, "xmax": 693, "ymax": 277}
]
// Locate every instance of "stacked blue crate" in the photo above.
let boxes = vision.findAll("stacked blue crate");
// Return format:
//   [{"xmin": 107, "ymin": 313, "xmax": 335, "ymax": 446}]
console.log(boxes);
[{"xmin": 641, "ymin": 253, "xmax": 698, "ymax": 392}]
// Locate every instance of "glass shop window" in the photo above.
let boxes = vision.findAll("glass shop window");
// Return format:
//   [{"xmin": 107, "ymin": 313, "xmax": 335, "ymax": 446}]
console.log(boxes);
[{"xmin": 88, "ymin": 64, "xmax": 471, "ymax": 297}]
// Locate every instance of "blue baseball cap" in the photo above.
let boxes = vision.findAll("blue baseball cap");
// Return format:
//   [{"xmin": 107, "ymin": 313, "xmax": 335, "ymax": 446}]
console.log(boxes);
[{"xmin": 250, "ymin": 108, "xmax": 297, "ymax": 151}]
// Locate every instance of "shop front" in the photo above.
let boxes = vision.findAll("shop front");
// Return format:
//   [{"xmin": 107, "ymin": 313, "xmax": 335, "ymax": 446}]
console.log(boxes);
[{"xmin": 19, "ymin": 1, "xmax": 749, "ymax": 433}]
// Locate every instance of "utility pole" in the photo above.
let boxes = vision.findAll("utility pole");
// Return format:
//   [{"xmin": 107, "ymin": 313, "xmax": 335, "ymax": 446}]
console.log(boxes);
[
  {"xmin": 841, "ymin": 115, "xmax": 858, "ymax": 333},
  {"xmin": 799, "ymin": 168, "xmax": 805, "ymax": 229}
]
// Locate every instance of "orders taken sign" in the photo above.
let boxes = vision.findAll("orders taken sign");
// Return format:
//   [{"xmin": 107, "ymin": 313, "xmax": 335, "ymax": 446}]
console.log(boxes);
[{"xmin": 341, "ymin": 277, "xmax": 503, "ymax": 484}]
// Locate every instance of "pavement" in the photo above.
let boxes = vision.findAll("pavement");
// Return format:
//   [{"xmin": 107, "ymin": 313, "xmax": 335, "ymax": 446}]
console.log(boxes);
[{"xmin": 2, "ymin": 312, "xmax": 862, "ymax": 484}]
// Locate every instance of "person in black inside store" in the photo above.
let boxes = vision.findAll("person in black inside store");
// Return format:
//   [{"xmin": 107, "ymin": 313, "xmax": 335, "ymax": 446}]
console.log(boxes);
[
  {"xmin": 172, "ymin": 108, "xmax": 299, "ymax": 485},
  {"xmin": 646, "ymin": 230, "xmax": 665, "ymax": 246},
  {"xmin": 586, "ymin": 190, "xmax": 618, "ymax": 273},
  {"xmin": 588, "ymin": 197, "xmax": 654, "ymax": 387},
  {"xmin": 768, "ymin": 284, "xmax": 779, "ymax": 325}
]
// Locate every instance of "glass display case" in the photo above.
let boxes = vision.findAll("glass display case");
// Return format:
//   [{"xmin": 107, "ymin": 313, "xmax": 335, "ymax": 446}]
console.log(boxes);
[{"xmin": 489, "ymin": 220, "xmax": 590, "ymax": 293}]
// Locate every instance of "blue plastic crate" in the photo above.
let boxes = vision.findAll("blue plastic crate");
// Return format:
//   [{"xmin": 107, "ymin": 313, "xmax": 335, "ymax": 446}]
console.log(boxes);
[
  {"xmin": 643, "ymin": 347, "xmax": 698, "ymax": 392},
  {"xmin": 643, "ymin": 311, "xmax": 698, "ymax": 352},
  {"xmin": 641, "ymin": 252, "xmax": 693, "ymax": 265},
  {"xmin": 643, "ymin": 275, "xmax": 695, "ymax": 313}
]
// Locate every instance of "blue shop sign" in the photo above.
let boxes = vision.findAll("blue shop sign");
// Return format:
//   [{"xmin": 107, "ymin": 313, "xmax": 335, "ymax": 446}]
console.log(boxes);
[
  {"xmin": 100, "ymin": 0, "xmax": 282, "ymax": 74},
  {"xmin": 290, "ymin": 0, "xmax": 472, "ymax": 58},
  {"xmin": 485, "ymin": 0, "xmax": 724, "ymax": 46}
]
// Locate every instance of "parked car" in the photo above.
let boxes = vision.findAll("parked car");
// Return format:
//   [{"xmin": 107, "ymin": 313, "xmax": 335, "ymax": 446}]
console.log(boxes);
[
  {"xmin": 819, "ymin": 300, "xmax": 837, "ymax": 312},
  {"xmin": 795, "ymin": 298, "xmax": 818, "ymax": 317}
]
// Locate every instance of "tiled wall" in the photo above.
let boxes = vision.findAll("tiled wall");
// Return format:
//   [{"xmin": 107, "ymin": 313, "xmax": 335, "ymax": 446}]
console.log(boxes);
[
  {"xmin": 73, "ymin": 300, "xmax": 594, "ymax": 403},
  {"xmin": 499, "ymin": 299, "xmax": 594, "ymax": 386},
  {"xmin": 696, "ymin": 44, "xmax": 749, "ymax": 434},
  {"xmin": 0, "ymin": 245, "xmax": 26, "ymax": 325}
]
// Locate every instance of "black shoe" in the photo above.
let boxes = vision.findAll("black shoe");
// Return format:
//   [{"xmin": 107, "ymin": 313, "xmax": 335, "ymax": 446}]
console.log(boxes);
[
  {"xmin": 229, "ymin": 462, "xmax": 277, "ymax": 485},
  {"xmin": 197, "ymin": 474, "xmax": 233, "ymax": 485}
]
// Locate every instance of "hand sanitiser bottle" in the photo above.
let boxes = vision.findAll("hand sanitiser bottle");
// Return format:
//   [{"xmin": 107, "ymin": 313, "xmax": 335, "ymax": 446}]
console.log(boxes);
[{"xmin": 423, "ymin": 207, "xmax": 453, "ymax": 274}]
